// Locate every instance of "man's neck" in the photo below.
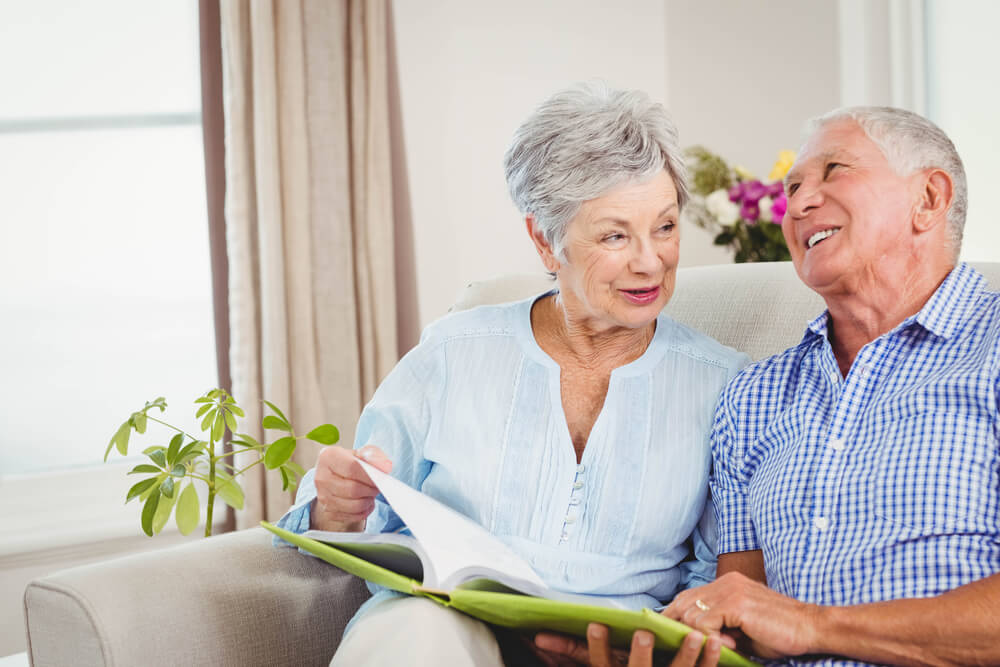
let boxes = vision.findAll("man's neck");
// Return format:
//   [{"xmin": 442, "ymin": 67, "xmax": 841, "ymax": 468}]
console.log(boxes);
[{"xmin": 825, "ymin": 263, "xmax": 954, "ymax": 377}]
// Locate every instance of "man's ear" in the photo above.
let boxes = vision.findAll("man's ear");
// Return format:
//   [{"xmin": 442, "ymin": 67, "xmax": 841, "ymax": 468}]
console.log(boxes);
[
  {"xmin": 913, "ymin": 168, "xmax": 954, "ymax": 234},
  {"xmin": 525, "ymin": 215, "xmax": 562, "ymax": 273}
]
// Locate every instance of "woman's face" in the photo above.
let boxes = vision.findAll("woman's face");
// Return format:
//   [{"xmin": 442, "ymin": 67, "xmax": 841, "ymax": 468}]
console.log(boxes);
[{"xmin": 548, "ymin": 169, "xmax": 680, "ymax": 332}]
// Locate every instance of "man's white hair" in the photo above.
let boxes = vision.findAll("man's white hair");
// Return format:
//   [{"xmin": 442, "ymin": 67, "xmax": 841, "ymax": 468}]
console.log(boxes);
[
  {"xmin": 806, "ymin": 106, "xmax": 967, "ymax": 259},
  {"xmin": 504, "ymin": 82, "xmax": 688, "ymax": 260}
]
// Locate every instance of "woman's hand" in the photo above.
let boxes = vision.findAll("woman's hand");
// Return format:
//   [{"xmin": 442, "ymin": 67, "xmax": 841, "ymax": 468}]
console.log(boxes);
[
  {"xmin": 310, "ymin": 444, "xmax": 393, "ymax": 532},
  {"xmin": 533, "ymin": 623, "xmax": 722, "ymax": 667}
]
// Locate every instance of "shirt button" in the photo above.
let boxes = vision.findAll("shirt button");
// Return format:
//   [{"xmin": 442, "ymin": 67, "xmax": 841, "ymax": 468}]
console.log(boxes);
[
  {"xmin": 828, "ymin": 438, "xmax": 845, "ymax": 451},
  {"xmin": 576, "ymin": 464, "xmax": 586, "ymax": 474},
  {"xmin": 814, "ymin": 516, "xmax": 829, "ymax": 530}
]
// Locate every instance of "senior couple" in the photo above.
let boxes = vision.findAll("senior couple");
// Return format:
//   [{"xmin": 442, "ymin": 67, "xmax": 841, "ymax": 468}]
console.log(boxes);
[{"xmin": 275, "ymin": 83, "xmax": 1000, "ymax": 666}]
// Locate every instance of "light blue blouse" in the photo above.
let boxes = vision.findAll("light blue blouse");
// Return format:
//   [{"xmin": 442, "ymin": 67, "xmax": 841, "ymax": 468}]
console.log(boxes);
[{"xmin": 277, "ymin": 291, "xmax": 748, "ymax": 618}]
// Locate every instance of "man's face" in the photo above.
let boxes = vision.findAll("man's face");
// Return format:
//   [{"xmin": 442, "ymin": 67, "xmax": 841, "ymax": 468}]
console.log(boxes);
[{"xmin": 781, "ymin": 120, "xmax": 921, "ymax": 296}]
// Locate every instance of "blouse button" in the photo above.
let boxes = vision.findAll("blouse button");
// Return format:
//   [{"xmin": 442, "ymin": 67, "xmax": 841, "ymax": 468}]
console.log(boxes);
[
  {"xmin": 576, "ymin": 464, "xmax": 586, "ymax": 474},
  {"xmin": 573, "ymin": 481, "xmax": 583, "ymax": 490}
]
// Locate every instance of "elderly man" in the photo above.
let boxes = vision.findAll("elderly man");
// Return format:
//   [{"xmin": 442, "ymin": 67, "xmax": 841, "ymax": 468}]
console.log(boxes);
[{"xmin": 538, "ymin": 106, "xmax": 1000, "ymax": 666}]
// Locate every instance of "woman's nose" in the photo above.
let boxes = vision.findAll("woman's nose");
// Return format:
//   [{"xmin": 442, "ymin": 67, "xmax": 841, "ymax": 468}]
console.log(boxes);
[{"xmin": 629, "ymin": 239, "xmax": 662, "ymax": 273}]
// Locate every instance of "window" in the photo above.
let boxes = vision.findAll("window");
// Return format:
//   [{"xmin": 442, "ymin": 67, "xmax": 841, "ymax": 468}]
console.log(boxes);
[
  {"xmin": 0, "ymin": 1, "xmax": 216, "ymax": 548},
  {"xmin": 925, "ymin": 0, "xmax": 1000, "ymax": 262}
]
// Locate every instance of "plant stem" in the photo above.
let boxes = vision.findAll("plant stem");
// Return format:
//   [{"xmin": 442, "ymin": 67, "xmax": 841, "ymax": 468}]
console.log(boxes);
[
  {"xmin": 146, "ymin": 415, "xmax": 199, "ymax": 442},
  {"xmin": 205, "ymin": 435, "xmax": 216, "ymax": 537},
  {"xmin": 232, "ymin": 458, "xmax": 264, "ymax": 478}
]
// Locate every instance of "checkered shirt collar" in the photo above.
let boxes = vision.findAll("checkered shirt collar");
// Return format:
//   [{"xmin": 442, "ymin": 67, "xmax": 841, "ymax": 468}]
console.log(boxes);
[{"xmin": 802, "ymin": 262, "xmax": 986, "ymax": 344}]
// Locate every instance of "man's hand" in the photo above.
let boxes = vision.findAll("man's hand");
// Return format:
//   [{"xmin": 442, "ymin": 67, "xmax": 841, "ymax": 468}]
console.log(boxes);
[
  {"xmin": 310, "ymin": 444, "xmax": 393, "ymax": 532},
  {"xmin": 663, "ymin": 572, "xmax": 819, "ymax": 660},
  {"xmin": 533, "ymin": 623, "xmax": 723, "ymax": 666}
]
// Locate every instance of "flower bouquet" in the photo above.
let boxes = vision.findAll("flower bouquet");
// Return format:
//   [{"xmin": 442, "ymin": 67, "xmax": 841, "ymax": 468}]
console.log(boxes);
[{"xmin": 684, "ymin": 147, "xmax": 795, "ymax": 262}]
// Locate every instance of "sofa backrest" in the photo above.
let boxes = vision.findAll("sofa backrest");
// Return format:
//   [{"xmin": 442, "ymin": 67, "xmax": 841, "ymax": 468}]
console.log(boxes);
[{"xmin": 452, "ymin": 261, "xmax": 1000, "ymax": 361}]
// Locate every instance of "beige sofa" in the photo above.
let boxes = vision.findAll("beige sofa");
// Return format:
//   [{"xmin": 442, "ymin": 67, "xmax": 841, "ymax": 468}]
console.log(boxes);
[{"xmin": 23, "ymin": 261, "xmax": 1000, "ymax": 666}]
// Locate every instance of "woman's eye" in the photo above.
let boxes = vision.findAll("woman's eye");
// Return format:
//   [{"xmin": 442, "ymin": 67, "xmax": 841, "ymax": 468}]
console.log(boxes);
[
  {"xmin": 658, "ymin": 222, "xmax": 676, "ymax": 233},
  {"xmin": 603, "ymin": 233, "xmax": 625, "ymax": 243}
]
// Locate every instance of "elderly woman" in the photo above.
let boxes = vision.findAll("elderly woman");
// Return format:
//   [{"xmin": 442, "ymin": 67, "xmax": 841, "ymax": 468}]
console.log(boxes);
[{"xmin": 275, "ymin": 83, "xmax": 747, "ymax": 666}]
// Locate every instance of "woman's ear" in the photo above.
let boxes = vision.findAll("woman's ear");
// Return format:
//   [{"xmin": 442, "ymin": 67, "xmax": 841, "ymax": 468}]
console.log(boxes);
[
  {"xmin": 525, "ymin": 215, "xmax": 562, "ymax": 273},
  {"xmin": 913, "ymin": 168, "xmax": 954, "ymax": 234}
]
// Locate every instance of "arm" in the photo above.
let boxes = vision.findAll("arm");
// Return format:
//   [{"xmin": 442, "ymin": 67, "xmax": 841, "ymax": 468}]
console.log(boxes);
[{"xmin": 667, "ymin": 559, "xmax": 1000, "ymax": 666}]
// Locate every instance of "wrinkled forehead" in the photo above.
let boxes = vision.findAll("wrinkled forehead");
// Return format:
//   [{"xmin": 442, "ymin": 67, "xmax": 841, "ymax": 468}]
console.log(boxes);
[{"xmin": 783, "ymin": 119, "xmax": 875, "ymax": 185}]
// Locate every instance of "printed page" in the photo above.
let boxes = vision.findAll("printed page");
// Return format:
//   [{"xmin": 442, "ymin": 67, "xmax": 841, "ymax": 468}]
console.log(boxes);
[{"xmin": 359, "ymin": 460, "xmax": 547, "ymax": 591}]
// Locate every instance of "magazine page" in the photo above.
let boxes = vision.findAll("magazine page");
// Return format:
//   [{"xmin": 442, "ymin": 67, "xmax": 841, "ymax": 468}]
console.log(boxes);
[{"xmin": 359, "ymin": 461, "xmax": 547, "ymax": 591}]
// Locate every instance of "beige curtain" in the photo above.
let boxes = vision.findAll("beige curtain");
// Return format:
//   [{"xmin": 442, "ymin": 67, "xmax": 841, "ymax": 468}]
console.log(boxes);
[{"xmin": 220, "ymin": 0, "xmax": 402, "ymax": 526}]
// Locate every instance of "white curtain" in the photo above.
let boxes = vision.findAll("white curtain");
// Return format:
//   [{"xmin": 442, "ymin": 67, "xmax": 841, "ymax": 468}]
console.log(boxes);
[{"xmin": 220, "ymin": 0, "xmax": 401, "ymax": 526}]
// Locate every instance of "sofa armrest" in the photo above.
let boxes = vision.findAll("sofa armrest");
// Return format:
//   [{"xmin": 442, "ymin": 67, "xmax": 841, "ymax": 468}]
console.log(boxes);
[{"xmin": 24, "ymin": 527, "xmax": 369, "ymax": 667}]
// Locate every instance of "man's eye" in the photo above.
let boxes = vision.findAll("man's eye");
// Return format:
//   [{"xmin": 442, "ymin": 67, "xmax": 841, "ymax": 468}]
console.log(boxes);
[
  {"xmin": 824, "ymin": 162, "xmax": 843, "ymax": 178},
  {"xmin": 787, "ymin": 182, "xmax": 800, "ymax": 196}
]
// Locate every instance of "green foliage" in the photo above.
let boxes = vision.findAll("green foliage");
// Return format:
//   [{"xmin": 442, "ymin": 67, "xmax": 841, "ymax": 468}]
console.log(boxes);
[
  {"xmin": 685, "ymin": 146, "xmax": 733, "ymax": 196},
  {"xmin": 106, "ymin": 389, "xmax": 339, "ymax": 538}
]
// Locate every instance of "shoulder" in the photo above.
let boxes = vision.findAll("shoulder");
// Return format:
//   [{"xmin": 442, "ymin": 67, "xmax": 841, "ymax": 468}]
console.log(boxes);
[
  {"xmin": 417, "ymin": 293, "xmax": 540, "ymax": 346},
  {"xmin": 721, "ymin": 339, "xmax": 814, "ymax": 407},
  {"xmin": 656, "ymin": 314, "xmax": 750, "ymax": 374}
]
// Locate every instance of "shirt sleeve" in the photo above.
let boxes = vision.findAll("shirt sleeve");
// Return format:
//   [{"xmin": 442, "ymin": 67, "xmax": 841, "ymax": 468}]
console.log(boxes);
[
  {"xmin": 677, "ymin": 497, "xmax": 719, "ymax": 590},
  {"xmin": 709, "ymin": 383, "xmax": 760, "ymax": 554}
]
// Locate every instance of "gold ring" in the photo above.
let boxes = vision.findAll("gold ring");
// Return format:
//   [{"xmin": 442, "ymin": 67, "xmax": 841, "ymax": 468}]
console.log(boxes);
[{"xmin": 694, "ymin": 598, "xmax": 710, "ymax": 612}]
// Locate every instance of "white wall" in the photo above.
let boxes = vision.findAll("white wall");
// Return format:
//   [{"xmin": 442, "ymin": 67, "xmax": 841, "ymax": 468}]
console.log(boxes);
[
  {"xmin": 392, "ymin": 0, "xmax": 670, "ymax": 326},
  {"xmin": 391, "ymin": 0, "xmax": 843, "ymax": 327}
]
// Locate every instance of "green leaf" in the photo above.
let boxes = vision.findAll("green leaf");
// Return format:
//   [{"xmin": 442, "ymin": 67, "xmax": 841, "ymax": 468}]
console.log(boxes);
[
  {"xmin": 139, "ymin": 475, "xmax": 162, "ymax": 502},
  {"xmin": 126, "ymin": 477, "xmax": 159, "ymax": 503},
  {"xmin": 142, "ymin": 445, "xmax": 165, "ymax": 455},
  {"xmin": 215, "ymin": 472, "xmax": 245, "ymax": 510},
  {"xmin": 229, "ymin": 405, "xmax": 245, "ymax": 418},
  {"xmin": 262, "ymin": 415, "xmax": 291, "ymax": 432},
  {"xmin": 148, "ymin": 449, "xmax": 167, "ymax": 469},
  {"xmin": 133, "ymin": 412, "xmax": 148, "ymax": 434},
  {"xmin": 264, "ymin": 436, "xmax": 296, "ymax": 469},
  {"xmin": 306, "ymin": 424, "xmax": 340, "ymax": 445},
  {"xmin": 234, "ymin": 433, "xmax": 261, "ymax": 449},
  {"xmin": 195, "ymin": 403, "xmax": 212, "ymax": 418},
  {"xmin": 194, "ymin": 396, "xmax": 213, "ymax": 404},
  {"xmin": 200, "ymin": 409, "xmax": 215, "ymax": 433},
  {"xmin": 263, "ymin": 400, "xmax": 289, "ymax": 424},
  {"xmin": 160, "ymin": 477, "xmax": 175, "ymax": 498},
  {"xmin": 208, "ymin": 388, "xmax": 223, "ymax": 399},
  {"xmin": 115, "ymin": 422, "xmax": 131, "ymax": 457},
  {"xmin": 279, "ymin": 466, "xmax": 290, "ymax": 491},
  {"xmin": 212, "ymin": 413, "xmax": 225, "ymax": 441},
  {"xmin": 105, "ymin": 421, "xmax": 130, "ymax": 461},
  {"xmin": 170, "ymin": 464, "xmax": 187, "ymax": 478},
  {"xmin": 175, "ymin": 483, "xmax": 200, "ymax": 535},
  {"xmin": 128, "ymin": 464, "xmax": 162, "ymax": 475},
  {"xmin": 223, "ymin": 409, "xmax": 238, "ymax": 433},
  {"xmin": 167, "ymin": 433, "xmax": 184, "ymax": 465},
  {"xmin": 141, "ymin": 490, "xmax": 161, "ymax": 536},
  {"xmin": 284, "ymin": 460, "xmax": 306, "ymax": 479},
  {"xmin": 151, "ymin": 485, "xmax": 177, "ymax": 534},
  {"xmin": 176, "ymin": 441, "xmax": 204, "ymax": 461}
]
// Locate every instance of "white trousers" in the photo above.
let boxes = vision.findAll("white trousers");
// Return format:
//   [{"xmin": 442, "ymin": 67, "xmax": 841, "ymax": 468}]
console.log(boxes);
[{"xmin": 331, "ymin": 596, "xmax": 508, "ymax": 666}]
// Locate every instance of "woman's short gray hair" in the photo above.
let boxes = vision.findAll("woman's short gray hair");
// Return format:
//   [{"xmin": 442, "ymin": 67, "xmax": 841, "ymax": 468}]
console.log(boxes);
[
  {"xmin": 503, "ymin": 82, "xmax": 689, "ymax": 259},
  {"xmin": 806, "ymin": 106, "xmax": 967, "ymax": 257}
]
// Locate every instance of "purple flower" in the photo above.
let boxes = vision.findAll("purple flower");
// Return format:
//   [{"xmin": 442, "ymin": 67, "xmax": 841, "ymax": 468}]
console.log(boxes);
[
  {"xmin": 740, "ymin": 200, "xmax": 760, "ymax": 223},
  {"xmin": 728, "ymin": 183, "xmax": 744, "ymax": 202},
  {"xmin": 742, "ymin": 180, "xmax": 768, "ymax": 204},
  {"xmin": 766, "ymin": 181, "xmax": 785, "ymax": 197},
  {"xmin": 771, "ymin": 193, "xmax": 788, "ymax": 223}
]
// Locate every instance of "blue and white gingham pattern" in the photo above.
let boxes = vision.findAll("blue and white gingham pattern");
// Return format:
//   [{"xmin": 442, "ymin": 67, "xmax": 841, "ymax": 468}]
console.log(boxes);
[{"xmin": 711, "ymin": 263, "xmax": 1000, "ymax": 667}]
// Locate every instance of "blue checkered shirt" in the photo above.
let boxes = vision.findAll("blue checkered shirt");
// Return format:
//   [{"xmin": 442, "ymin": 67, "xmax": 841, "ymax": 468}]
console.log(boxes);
[{"xmin": 710, "ymin": 263, "xmax": 1000, "ymax": 667}]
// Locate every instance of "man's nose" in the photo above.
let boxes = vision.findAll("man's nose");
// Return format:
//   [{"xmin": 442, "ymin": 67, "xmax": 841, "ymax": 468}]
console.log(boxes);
[{"xmin": 787, "ymin": 180, "xmax": 823, "ymax": 219}]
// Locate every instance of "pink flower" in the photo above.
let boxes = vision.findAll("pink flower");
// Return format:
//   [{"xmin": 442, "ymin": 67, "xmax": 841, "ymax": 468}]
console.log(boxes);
[{"xmin": 771, "ymin": 193, "xmax": 787, "ymax": 223}]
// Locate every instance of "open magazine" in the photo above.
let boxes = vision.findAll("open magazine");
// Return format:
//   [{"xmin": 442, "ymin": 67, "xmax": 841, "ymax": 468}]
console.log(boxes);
[{"xmin": 263, "ymin": 461, "xmax": 754, "ymax": 666}]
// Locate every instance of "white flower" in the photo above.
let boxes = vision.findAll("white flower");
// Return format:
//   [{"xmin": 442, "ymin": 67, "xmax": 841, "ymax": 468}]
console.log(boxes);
[
  {"xmin": 758, "ymin": 195, "xmax": 774, "ymax": 223},
  {"xmin": 705, "ymin": 189, "xmax": 740, "ymax": 225}
]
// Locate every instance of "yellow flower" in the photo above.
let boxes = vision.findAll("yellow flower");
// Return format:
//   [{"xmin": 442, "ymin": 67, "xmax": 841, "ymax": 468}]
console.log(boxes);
[
  {"xmin": 733, "ymin": 165, "xmax": 755, "ymax": 181},
  {"xmin": 768, "ymin": 150, "xmax": 796, "ymax": 182}
]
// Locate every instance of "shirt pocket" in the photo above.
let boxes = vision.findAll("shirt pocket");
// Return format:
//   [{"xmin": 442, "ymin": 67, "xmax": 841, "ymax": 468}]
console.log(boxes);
[{"xmin": 874, "ymin": 411, "xmax": 994, "ymax": 533}]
